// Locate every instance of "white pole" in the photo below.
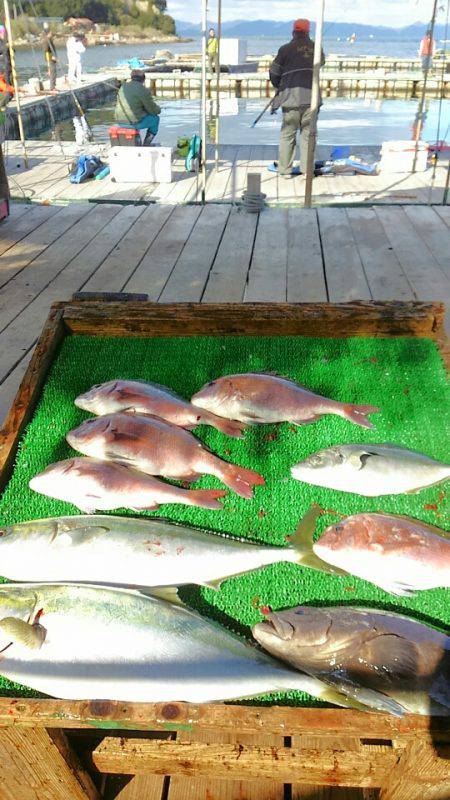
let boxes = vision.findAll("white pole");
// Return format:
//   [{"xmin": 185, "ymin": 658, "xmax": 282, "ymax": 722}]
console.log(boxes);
[
  {"xmin": 215, "ymin": 0, "xmax": 222, "ymax": 171},
  {"xmin": 304, "ymin": 0, "xmax": 325, "ymax": 207},
  {"xmin": 412, "ymin": 0, "xmax": 438, "ymax": 172},
  {"xmin": 201, "ymin": 0, "xmax": 208, "ymax": 203},
  {"xmin": 3, "ymin": 0, "xmax": 28, "ymax": 168}
]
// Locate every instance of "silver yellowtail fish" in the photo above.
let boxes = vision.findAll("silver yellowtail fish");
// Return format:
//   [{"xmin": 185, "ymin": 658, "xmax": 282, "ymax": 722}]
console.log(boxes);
[
  {"xmin": 75, "ymin": 380, "xmax": 245, "ymax": 438},
  {"xmin": 291, "ymin": 444, "xmax": 450, "ymax": 496},
  {"xmin": 192, "ymin": 373, "xmax": 379, "ymax": 429},
  {"xmin": 313, "ymin": 512, "xmax": 450, "ymax": 596},
  {"xmin": 29, "ymin": 457, "xmax": 226, "ymax": 513},
  {"xmin": 0, "ymin": 583, "xmax": 357, "ymax": 705},
  {"xmin": 253, "ymin": 605, "xmax": 450, "ymax": 716},
  {"xmin": 0, "ymin": 510, "xmax": 337, "ymax": 588}
]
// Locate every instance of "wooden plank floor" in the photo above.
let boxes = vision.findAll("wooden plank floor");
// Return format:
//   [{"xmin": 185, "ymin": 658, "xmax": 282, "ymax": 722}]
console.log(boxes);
[
  {"xmin": 0, "ymin": 199, "xmax": 449, "ymax": 800},
  {"xmin": 1, "ymin": 200, "xmax": 449, "ymax": 431},
  {"xmin": 4, "ymin": 141, "xmax": 449, "ymax": 207}
]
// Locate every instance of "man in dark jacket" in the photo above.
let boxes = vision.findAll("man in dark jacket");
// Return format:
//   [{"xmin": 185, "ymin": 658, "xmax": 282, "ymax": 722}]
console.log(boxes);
[
  {"xmin": 269, "ymin": 19, "xmax": 324, "ymax": 178},
  {"xmin": 115, "ymin": 70, "xmax": 161, "ymax": 145}
]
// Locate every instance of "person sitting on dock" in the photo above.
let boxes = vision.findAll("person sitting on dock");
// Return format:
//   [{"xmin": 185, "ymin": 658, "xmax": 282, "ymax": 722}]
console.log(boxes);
[
  {"xmin": 418, "ymin": 29, "xmax": 435, "ymax": 74},
  {"xmin": 269, "ymin": 18, "xmax": 324, "ymax": 179},
  {"xmin": 207, "ymin": 28, "xmax": 219, "ymax": 74},
  {"xmin": 43, "ymin": 23, "xmax": 58, "ymax": 92},
  {"xmin": 114, "ymin": 70, "xmax": 161, "ymax": 146}
]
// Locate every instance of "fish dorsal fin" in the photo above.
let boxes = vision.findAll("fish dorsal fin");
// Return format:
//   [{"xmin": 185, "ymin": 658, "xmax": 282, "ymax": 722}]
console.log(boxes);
[
  {"xmin": 144, "ymin": 587, "xmax": 185, "ymax": 607},
  {"xmin": 289, "ymin": 506, "xmax": 348, "ymax": 577},
  {"xmin": 0, "ymin": 617, "xmax": 46, "ymax": 650}
]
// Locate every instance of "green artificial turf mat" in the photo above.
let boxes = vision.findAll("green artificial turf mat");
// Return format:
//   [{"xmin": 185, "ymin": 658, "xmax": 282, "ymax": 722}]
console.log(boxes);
[{"xmin": 0, "ymin": 333, "xmax": 448, "ymax": 703}]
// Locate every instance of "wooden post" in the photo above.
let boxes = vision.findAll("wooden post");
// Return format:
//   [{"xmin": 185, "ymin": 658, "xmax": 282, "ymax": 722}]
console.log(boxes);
[
  {"xmin": 0, "ymin": 727, "xmax": 100, "ymax": 800},
  {"xmin": 304, "ymin": 0, "xmax": 325, "ymax": 207},
  {"xmin": 247, "ymin": 172, "xmax": 261, "ymax": 196},
  {"xmin": 3, "ymin": 0, "xmax": 28, "ymax": 168},
  {"xmin": 412, "ymin": 0, "xmax": 438, "ymax": 172},
  {"xmin": 200, "ymin": 0, "xmax": 207, "ymax": 204}
]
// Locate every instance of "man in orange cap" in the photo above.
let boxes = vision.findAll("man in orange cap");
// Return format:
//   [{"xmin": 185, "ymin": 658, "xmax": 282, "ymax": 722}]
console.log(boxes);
[{"xmin": 269, "ymin": 19, "xmax": 324, "ymax": 178}]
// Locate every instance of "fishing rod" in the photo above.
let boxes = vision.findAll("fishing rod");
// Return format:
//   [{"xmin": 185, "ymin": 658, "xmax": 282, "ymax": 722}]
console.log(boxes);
[{"xmin": 250, "ymin": 93, "xmax": 279, "ymax": 128}]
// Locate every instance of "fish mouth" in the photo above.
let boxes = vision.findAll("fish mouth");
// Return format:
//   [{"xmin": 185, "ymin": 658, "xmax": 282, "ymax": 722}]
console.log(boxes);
[{"xmin": 255, "ymin": 613, "xmax": 296, "ymax": 642}]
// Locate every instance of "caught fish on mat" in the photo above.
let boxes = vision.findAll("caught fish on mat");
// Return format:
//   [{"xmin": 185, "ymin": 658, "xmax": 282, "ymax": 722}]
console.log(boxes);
[
  {"xmin": 291, "ymin": 444, "xmax": 450, "ymax": 496},
  {"xmin": 0, "ymin": 583, "xmax": 360, "ymax": 706},
  {"xmin": 75, "ymin": 380, "xmax": 244, "ymax": 438},
  {"xmin": 313, "ymin": 512, "xmax": 450, "ymax": 596},
  {"xmin": 29, "ymin": 457, "xmax": 227, "ymax": 513},
  {"xmin": 67, "ymin": 413, "xmax": 265, "ymax": 499},
  {"xmin": 0, "ymin": 510, "xmax": 338, "ymax": 587},
  {"xmin": 192, "ymin": 373, "xmax": 379, "ymax": 429},
  {"xmin": 253, "ymin": 605, "xmax": 450, "ymax": 716}
]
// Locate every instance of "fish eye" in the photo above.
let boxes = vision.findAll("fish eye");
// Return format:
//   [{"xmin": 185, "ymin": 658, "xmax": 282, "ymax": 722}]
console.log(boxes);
[
  {"xmin": 0, "ymin": 529, "xmax": 7, "ymax": 537},
  {"xmin": 307, "ymin": 454, "xmax": 324, "ymax": 468}
]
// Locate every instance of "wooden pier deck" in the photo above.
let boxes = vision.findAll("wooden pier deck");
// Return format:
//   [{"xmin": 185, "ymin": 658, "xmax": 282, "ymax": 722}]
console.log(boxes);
[
  {"xmin": 4, "ymin": 141, "xmax": 449, "ymax": 207},
  {"xmin": 1, "ymin": 200, "xmax": 449, "ymax": 433}
]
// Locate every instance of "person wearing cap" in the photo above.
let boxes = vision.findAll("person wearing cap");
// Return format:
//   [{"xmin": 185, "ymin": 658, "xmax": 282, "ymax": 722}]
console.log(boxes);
[
  {"xmin": 43, "ymin": 23, "xmax": 58, "ymax": 91},
  {"xmin": 115, "ymin": 70, "xmax": 161, "ymax": 146},
  {"xmin": 270, "ymin": 19, "xmax": 325, "ymax": 178}
]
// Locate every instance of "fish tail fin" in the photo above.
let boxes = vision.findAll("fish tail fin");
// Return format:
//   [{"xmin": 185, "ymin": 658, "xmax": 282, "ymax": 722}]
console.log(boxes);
[
  {"xmin": 204, "ymin": 412, "xmax": 246, "ymax": 439},
  {"xmin": 289, "ymin": 506, "xmax": 347, "ymax": 576},
  {"xmin": 340, "ymin": 403, "xmax": 380, "ymax": 429},
  {"xmin": 219, "ymin": 464, "xmax": 265, "ymax": 499},
  {"xmin": 186, "ymin": 489, "xmax": 228, "ymax": 510}
]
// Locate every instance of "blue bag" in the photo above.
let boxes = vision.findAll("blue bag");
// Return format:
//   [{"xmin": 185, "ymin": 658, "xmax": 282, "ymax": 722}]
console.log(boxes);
[
  {"xmin": 185, "ymin": 135, "xmax": 202, "ymax": 172},
  {"xmin": 69, "ymin": 155, "xmax": 105, "ymax": 184}
]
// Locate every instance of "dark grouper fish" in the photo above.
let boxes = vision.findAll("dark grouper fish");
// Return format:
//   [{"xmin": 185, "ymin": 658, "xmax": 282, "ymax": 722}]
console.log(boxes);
[
  {"xmin": 253, "ymin": 605, "xmax": 450, "ymax": 716},
  {"xmin": 75, "ymin": 380, "xmax": 245, "ymax": 438},
  {"xmin": 67, "ymin": 413, "xmax": 265, "ymax": 500},
  {"xmin": 0, "ymin": 583, "xmax": 361, "ymax": 706},
  {"xmin": 29, "ymin": 457, "xmax": 227, "ymax": 513},
  {"xmin": 313, "ymin": 513, "xmax": 450, "ymax": 596},
  {"xmin": 192, "ymin": 373, "xmax": 379, "ymax": 429}
]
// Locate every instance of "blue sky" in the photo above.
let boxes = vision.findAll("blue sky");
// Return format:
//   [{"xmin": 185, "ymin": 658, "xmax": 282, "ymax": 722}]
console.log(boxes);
[{"xmin": 168, "ymin": 0, "xmax": 444, "ymax": 26}]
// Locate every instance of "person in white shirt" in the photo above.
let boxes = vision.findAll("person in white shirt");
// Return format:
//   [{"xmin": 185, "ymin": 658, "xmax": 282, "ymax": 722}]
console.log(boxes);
[{"xmin": 67, "ymin": 34, "xmax": 86, "ymax": 84}]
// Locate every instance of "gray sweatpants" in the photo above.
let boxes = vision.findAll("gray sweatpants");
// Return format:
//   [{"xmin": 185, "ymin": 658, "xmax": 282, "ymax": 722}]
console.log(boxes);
[{"xmin": 278, "ymin": 105, "xmax": 316, "ymax": 175}]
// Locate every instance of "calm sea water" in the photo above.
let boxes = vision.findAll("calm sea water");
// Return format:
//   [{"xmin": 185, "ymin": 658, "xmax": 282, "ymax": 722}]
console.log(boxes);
[
  {"xmin": 40, "ymin": 97, "xmax": 449, "ymax": 148},
  {"xmin": 16, "ymin": 35, "xmax": 429, "ymax": 81}
]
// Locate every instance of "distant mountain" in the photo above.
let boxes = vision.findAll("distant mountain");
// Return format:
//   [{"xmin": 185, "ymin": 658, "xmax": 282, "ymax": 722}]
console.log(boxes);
[{"xmin": 175, "ymin": 19, "xmax": 448, "ymax": 40}]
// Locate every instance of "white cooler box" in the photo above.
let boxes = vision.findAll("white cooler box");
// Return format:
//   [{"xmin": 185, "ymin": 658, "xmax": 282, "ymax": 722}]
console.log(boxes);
[
  {"xmin": 110, "ymin": 146, "xmax": 172, "ymax": 184},
  {"xmin": 378, "ymin": 140, "xmax": 428, "ymax": 173}
]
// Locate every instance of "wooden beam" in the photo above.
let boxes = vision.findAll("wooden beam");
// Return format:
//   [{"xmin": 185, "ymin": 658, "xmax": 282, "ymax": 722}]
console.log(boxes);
[
  {"xmin": 92, "ymin": 736, "xmax": 398, "ymax": 787},
  {"xmin": 1, "ymin": 699, "xmax": 448, "ymax": 742},
  {"xmin": 0, "ymin": 303, "xmax": 65, "ymax": 491},
  {"xmin": 379, "ymin": 739, "xmax": 450, "ymax": 800},
  {"xmin": 61, "ymin": 300, "xmax": 445, "ymax": 340},
  {"xmin": 0, "ymin": 727, "xmax": 100, "ymax": 800}
]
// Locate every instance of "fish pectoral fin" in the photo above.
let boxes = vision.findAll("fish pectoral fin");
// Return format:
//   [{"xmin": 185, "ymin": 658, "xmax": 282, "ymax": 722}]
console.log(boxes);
[
  {"xmin": 318, "ymin": 685, "xmax": 372, "ymax": 712},
  {"xmin": 291, "ymin": 415, "xmax": 321, "ymax": 426},
  {"xmin": 144, "ymin": 587, "xmax": 185, "ymax": 606},
  {"xmin": 105, "ymin": 451, "xmax": 139, "ymax": 468},
  {"xmin": 201, "ymin": 578, "xmax": 224, "ymax": 590},
  {"xmin": 377, "ymin": 581, "xmax": 417, "ymax": 597},
  {"xmin": 335, "ymin": 684, "xmax": 406, "ymax": 717},
  {"xmin": 359, "ymin": 634, "xmax": 418, "ymax": 682},
  {"xmin": 0, "ymin": 617, "xmax": 46, "ymax": 650},
  {"xmin": 289, "ymin": 506, "xmax": 345, "ymax": 575},
  {"xmin": 347, "ymin": 451, "xmax": 379, "ymax": 470}
]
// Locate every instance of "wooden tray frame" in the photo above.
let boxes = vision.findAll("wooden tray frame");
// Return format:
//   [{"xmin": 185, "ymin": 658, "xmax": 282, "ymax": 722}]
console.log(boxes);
[{"xmin": 0, "ymin": 298, "xmax": 448, "ymax": 800}]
